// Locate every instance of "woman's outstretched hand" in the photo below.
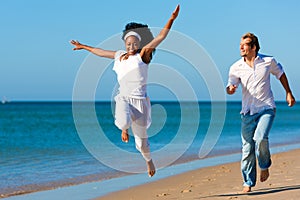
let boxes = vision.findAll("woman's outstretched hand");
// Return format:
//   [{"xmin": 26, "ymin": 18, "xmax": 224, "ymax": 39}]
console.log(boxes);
[
  {"xmin": 171, "ymin": 5, "xmax": 180, "ymax": 20},
  {"xmin": 70, "ymin": 40, "xmax": 83, "ymax": 50}
]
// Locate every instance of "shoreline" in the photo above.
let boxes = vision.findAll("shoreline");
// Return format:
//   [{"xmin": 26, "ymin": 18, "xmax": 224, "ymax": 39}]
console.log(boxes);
[{"xmin": 3, "ymin": 143, "xmax": 300, "ymax": 200}]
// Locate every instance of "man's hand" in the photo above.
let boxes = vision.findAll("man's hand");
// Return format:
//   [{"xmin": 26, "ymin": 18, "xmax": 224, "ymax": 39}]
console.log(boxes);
[
  {"xmin": 286, "ymin": 92, "xmax": 296, "ymax": 107},
  {"xmin": 226, "ymin": 85, "xmax": 237, "ymax": 95}
]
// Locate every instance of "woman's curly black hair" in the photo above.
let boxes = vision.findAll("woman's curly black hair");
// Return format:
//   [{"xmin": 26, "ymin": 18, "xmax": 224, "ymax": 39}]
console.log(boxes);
[{"xmin": 122, "ymin": 22, "xmax": 156, "ymax": 57}]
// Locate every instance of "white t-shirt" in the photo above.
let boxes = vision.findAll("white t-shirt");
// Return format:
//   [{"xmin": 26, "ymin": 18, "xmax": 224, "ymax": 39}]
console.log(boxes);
[
  {"xmin": 227, "ymin": 54, "xmax": 284, "ymax": 115},
  {"xmin": 113, "ymin": 50, "xmax": 148, "ymax": 98}
]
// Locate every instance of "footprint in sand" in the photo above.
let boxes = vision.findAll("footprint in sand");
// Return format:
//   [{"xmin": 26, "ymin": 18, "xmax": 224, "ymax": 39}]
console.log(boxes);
[
  {"xmin": 156, "ymin": 193, "xmax": 170, "ymax": 197},
  {"xmin": 181, "ymin": 189, "xmax": 192, "ymax": 193}
]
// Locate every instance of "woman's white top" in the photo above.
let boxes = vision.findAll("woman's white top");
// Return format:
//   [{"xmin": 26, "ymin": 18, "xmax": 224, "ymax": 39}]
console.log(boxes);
[
  {"xmin": 113, "ymin": 50, "xmax": 151, "ymax": 121},
  {"xmin": 113, "ymin": 50, "xmax": 148, "ymax": 98}
]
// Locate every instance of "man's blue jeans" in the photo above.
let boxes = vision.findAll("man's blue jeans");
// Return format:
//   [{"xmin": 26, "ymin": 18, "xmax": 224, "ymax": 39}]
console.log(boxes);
[{"xmin": 240, "ymin": 109, "xmax": 275, "ymax": 187}]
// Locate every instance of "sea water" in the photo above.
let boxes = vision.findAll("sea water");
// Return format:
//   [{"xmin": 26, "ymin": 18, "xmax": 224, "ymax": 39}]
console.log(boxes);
[{"xmin": 0, "ymin": 101, "xmax": 299, "ymax": 197}]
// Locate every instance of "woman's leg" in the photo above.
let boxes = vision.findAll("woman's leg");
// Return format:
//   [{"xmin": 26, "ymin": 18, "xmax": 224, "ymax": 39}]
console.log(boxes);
[
  {"xmin": 131, "ymin": 122, "xmax": 155, "ymax": 177},
  {"xmin": 121, "ymin": 129, "xmax": 129, "ymax": 143},
  {"xmin": 114, "ymin": 96, "xmax": 131, "ymax": 142},
  {"xmin": 130, "ymin": 99, "xmax": 155, "ymax": 177}
]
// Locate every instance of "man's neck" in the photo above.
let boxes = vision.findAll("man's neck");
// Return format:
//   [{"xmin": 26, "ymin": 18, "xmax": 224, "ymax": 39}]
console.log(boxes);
[{"xmin": 243, "ymin": 54, "xmax": 257, "ymax": 68}]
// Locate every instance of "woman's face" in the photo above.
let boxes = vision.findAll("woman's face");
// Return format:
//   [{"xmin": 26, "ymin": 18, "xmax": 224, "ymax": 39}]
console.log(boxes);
[{"xmin": 125, "ymin": 36, "xmax": 140, "ymax": 55}]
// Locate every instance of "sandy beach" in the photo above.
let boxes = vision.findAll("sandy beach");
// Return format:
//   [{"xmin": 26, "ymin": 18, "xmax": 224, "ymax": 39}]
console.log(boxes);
[{"xmin": 97, "ymin": 148, "xmax": 300, "ymax": 200}]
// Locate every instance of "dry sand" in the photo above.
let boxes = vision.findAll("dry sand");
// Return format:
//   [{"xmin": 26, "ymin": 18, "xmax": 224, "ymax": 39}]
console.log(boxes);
[{"xmin": 96, "ymin": 148, "xmax": 300, "ymax": 200}]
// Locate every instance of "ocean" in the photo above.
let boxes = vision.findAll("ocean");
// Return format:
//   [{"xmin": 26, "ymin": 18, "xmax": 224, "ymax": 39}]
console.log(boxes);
[{"xmin": 1, "ymin": 101, "xmax": 299, "ymax": 198}]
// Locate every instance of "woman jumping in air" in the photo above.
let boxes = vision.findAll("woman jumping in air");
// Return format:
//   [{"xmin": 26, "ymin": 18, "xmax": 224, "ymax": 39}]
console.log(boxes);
[{"xmin": 70, "ymin": 5, "xmax": 180, "ymax": 177}]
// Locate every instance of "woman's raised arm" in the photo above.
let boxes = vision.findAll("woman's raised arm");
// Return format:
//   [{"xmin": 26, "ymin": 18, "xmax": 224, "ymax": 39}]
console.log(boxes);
[{"xmin": 141, "ymin": 4, "xmax": 180, "ymax": 59}]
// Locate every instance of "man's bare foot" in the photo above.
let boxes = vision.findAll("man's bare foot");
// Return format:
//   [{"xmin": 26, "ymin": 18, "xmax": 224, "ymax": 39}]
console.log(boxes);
[
  {"xmin": 242, "ymin": 186, "xmax": 251, "ymax": 193},
  {"xmin": 260, "ymin": 169, "xmax": 269, "ymax": 182},
  {"xmin": 147, "ymin": 159, "xmax": 155, "ymax": 177},
  {"xmin": 121, "ymin": 129, "xmax": 129, "ymax": 143}
]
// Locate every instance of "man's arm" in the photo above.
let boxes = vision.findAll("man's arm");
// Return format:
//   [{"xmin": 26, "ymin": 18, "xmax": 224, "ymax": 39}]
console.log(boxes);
[{"xmin": 279, "ymin": 73, "xmax": 296, "ymax": 107}]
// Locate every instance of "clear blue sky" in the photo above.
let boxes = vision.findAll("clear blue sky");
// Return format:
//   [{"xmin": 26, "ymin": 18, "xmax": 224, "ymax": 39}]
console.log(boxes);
[{"xmin": 1, "ymin": 0, "xmax": 299, "ymax": 101}]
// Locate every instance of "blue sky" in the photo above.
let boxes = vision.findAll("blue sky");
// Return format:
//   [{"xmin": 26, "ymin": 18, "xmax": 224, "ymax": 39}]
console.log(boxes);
[{"xmin": 1, "ymin": 0, "xmax": 299, "ymax": 101}]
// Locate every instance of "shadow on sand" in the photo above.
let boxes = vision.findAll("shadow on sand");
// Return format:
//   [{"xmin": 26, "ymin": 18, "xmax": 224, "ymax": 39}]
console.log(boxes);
[{"xmin": 197, "ymin": 184, "xmax": 300, "ymax": 199}]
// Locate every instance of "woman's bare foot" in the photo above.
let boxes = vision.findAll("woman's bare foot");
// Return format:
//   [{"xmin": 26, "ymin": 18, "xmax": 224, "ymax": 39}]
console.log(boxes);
[
  {"xmin": 242, "ymin": 186, "xmax": 251, "ymax": 193},
  {"xmin": 147, "ymin": 159, "xmax": 156, "ymax": 177},
  {"xmin": 121, "ymin": 129, "xmax": 129, "ymax": 143},
  {"xmin": 260, "ymin": 169, "xmax": 269, "ymax": 182}
]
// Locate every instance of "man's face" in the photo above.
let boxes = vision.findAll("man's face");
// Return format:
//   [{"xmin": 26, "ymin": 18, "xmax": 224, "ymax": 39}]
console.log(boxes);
[{"xmin": 240, "ymin": 38, "xmax": 255, "ymax": 57}]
